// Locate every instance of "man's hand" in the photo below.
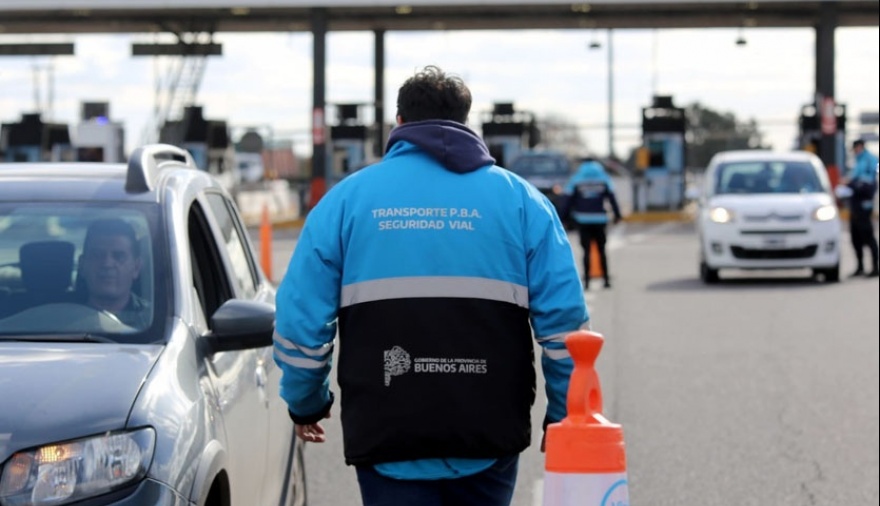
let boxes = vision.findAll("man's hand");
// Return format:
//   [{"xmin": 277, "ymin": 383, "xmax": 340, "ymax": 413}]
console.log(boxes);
[{"xmin": 295, "ymin": 412, "xmax": 331, "ymax": 443}]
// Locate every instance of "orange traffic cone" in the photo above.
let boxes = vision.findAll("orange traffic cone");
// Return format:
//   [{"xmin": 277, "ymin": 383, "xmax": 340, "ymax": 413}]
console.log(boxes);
[
  {"xmin": 543, "ymin": 330, "xmax": 629, "ymax": 505},
  {"xmin": 589, "ymin": 240, "xmax": 604, "ymax": 279},
  {"xmin": 260, "ymin": 203, "xmax": 273, "ymax": 282}
]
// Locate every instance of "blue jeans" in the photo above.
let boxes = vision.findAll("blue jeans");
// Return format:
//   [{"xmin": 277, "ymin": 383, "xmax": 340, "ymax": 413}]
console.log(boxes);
[{"xmin": 355, "ymin": 456, "xmax": 519, "ymax": 506}]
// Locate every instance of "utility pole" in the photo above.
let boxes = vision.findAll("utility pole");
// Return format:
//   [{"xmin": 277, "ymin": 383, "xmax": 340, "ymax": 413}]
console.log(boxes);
[{"xmin": 607, "ymin": 29, "xmax": 615, "ymax": 160}]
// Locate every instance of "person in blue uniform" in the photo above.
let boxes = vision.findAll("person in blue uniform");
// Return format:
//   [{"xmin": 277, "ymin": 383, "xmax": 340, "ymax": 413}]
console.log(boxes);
[
  {"xmin": 273, "ymin": 65, "xmax": 589, "ymax": 506},
  {"xmin": 559, "ymin": 158, "xmax": 623, "ymax": 289},
  {"xmin": 844, "ymin": 139, "xmax": 879, "ymax": 277}
]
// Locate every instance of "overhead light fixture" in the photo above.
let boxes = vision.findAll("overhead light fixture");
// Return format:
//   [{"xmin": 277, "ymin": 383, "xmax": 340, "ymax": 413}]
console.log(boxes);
[
  {"xmin": 395, "ymin": 5, "xmax": 413, "ymax": 15},
  {"xmin": 588, "ymin": 28, "xmax": 601, "ymax": 50},
  {"xmin": 231, "ymin": 7, "xmax": 250, "ymax": 16},
  {"xmin": 572, "ymin": 3, "xmax": 592, "ymax": 13},
  {"xmin": 735, "ymin": 28, "xmax": 747, "ymax": 47}
]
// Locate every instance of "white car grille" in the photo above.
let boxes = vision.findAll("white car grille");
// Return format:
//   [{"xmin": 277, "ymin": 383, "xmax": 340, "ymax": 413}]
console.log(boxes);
[{"xmin": 742, "ymin": 212, "xmax": 804, "ymax": 222}]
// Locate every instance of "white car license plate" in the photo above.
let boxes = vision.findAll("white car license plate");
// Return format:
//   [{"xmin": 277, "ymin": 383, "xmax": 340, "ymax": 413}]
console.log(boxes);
[{"xmin": 762, "ymin": 235, "xmax": 787, "ymax": 249}]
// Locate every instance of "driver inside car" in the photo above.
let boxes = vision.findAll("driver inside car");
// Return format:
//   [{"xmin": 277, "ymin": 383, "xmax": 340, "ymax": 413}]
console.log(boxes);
[{"xmin": 77, "ymin": 218, "xmax": 150, "ymax": 328}]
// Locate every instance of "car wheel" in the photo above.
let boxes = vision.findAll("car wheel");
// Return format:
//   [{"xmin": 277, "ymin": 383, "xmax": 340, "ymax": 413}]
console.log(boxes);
[
  {"xmin": 815, "ymin": 263, "xmax": 840, "ymax": 283},
  {"xmin": 700, "ymin": 261, "xmax": 719, "ymax": 284}
]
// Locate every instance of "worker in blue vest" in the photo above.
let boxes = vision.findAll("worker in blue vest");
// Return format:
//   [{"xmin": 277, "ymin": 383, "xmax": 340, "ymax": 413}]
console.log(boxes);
[
  {"xmin": 559, "ymin": 157, "xmax": 623, "ymax": 289},
  {"xmin": 844, "ymin": 139, "xmax": 879, "ymax": 277}
]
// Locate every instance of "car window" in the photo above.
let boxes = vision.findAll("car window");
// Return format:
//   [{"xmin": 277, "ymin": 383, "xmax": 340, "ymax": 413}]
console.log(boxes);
[
  {"xmin": 0, "ymin": 203, "xmax": 165, "ymax": 342},
  {"xmin": 204, "ymin": 193, "xmax": 258, "ymax": 298},
  {"xmin": 509, "ymin": 155, "xmax": 570, "ymax": 176},
  {"xmin": 188, "ymin": 201, "xmax": 233, "ymax": 323},
  {"xmin": 714, "ymin": 161, "xmax": 823, "ymax": 195}
]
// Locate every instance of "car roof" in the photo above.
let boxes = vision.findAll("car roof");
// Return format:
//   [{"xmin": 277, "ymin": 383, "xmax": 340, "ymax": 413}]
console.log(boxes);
[
  {"xmin": 710, "ymin": 149, "xmax": 818, "ymax": 165},
  {"xmin": 0, "ymin": 144, "xmax": 215, "ymax": 203},
  {"xmin": 0, "ymin": 163, "xmax": 139, "ymax": 202}
]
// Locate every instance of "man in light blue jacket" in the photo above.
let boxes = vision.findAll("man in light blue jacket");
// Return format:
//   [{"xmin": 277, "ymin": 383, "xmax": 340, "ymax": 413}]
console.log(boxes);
[{"xmin": 273, "ymin": 65, "xmax": 589, "ymax": 506}]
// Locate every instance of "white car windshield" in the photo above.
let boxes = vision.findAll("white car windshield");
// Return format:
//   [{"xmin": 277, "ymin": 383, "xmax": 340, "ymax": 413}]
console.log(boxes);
[{"xmin": 715, "ymin": 161, "xmax": 824, "ymax": 195}]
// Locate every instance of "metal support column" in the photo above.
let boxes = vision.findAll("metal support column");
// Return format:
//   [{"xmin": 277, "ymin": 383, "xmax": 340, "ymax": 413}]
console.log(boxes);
[
  {"xmin": 310, "ymin": 8, "xmax": 328, "ymax": 208},
  {"xmin": 374, "ymin": 29, "xmax": 386, "ymax": 159},
  {"xmin": 815, "ymin": 2, "xmax": 837, "ymax": 178},
  {"xmin": 607, "ymin": 28, "xmax": 615, "ymax": 160}
]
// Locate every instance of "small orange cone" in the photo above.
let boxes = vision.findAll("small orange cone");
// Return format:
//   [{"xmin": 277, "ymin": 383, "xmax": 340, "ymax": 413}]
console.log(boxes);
[
  {"xmin": 543, "ymin": 330, "xmax": 629, "ymax": 505},
  {"xmin": 260, "ymin": 203, "xmax": 273, "ymax": 282},
  {"xmin": 589, "ymin": 240, "xmax": 604, "ymax": 279}
]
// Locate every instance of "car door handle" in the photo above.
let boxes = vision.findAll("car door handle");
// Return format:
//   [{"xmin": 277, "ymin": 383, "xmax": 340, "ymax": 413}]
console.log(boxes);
[
  {"xmin": 255, "ymin": 365, "xmax": 267, "ymax": 388},
  {"xmin": 255, "ymin": 365, "xmax": 268, "ymax": 407}
]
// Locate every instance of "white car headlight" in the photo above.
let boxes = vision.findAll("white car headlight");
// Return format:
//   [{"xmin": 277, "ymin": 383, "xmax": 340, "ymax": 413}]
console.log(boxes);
[
  {"xmin": 709, "ymin": 206, "xmax": 735, "ymax": 224},
  {"xmin": 812, "ymin": 204, "xmax": 838, "ymax": 222},
  {"xmin": 0, "ymin": 428, "xmax": 155, "ymax": 506}
]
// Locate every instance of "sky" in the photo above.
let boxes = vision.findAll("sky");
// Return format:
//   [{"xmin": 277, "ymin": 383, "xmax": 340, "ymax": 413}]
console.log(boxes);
[{"xmin": 1, "ymin": 25, "xmax": 878, "ymax": 160}]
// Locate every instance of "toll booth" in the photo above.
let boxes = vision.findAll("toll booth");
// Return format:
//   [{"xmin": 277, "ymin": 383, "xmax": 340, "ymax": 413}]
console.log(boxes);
[
  {"xmin": 160, "ymin": 106, "xmax": 235, "ymax": 192},
  {"xmin": 798, "ymin": 102, "xmax": 846, "ymax": 176},
  {"xmin": 635, "ymin": 95, "xmax": 686, "ymax": 211},
  {"xmin": 480, "ymin": 102, "xmax": 540, "ymax": 168},
  {"xmin": 0, "ymin": 113, "xmax": 71, "ymax": 162},
  {"xmin": 73, "ymin": 101, "xmax": 125, "ymax": 162},
  {"xmin": 234, "ymin": 128, "xmax": 267, "ymax": 185},
  {"xmin": 857, "ymin": 111, "xmax": 879, "ymax": 145},
  {"xmin": 329, "ymin": 103, "xmax": 373, "ymax": 185}
]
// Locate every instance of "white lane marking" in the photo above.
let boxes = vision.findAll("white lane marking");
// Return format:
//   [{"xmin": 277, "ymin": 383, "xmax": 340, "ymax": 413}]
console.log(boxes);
[
  {"xmin": 533, "ymin": 478, "xmax": 544, "ymax": 506},
  {"xmin": 583, "ymin": 291, "xmax": 597, "ymax": 306}
]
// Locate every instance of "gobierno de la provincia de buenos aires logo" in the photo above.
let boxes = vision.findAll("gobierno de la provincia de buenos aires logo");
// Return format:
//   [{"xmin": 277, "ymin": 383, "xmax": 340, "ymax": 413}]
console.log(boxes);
[{"xmin": 384, "ymin": 346, "xmax": 488, "ymax": 386}]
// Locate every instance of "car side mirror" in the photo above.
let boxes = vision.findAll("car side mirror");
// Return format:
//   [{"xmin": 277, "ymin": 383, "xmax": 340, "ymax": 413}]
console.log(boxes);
[{"xmin": 205, "ymin": 299, "xmax": 275, "ymax": 353}]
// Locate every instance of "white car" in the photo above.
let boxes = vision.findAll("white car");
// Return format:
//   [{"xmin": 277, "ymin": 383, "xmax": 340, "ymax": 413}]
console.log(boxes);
[{"xmin": 695, "ymin": 150, "xmax": 841, "ymax": 283}]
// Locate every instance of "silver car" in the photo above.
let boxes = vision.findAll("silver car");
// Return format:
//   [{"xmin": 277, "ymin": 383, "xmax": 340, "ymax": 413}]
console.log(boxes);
[{"xmin": 0, "ymin": 145, "xmax": 306, "ymax": 505}]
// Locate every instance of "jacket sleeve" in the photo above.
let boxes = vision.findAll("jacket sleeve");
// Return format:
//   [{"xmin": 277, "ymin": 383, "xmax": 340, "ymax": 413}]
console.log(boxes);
[
  {"xmin": 273, "ymin": 196, "xmax": 344, "ymax": 422},
  {"xmin": 523, "ymin": 189, "xmax": 591, "ymax": 424}
]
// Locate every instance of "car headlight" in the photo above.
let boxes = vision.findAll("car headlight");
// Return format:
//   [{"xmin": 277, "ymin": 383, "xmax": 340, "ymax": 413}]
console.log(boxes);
[
  {"xmin": 0, "ymin": 428, "xmax": 155, "ymax": 506},
  {"xmin": 709, "ymin": 206, "xmax": 735, "ymax": 223},
  {"xmin": 812, "ymin": 204, "xmax": 838, "ymax": 222}
]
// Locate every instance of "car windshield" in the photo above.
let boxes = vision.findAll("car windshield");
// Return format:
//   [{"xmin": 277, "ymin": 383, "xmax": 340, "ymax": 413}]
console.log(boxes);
[
  {"xmin": 714, "ymin": 161, "xmax": 824, "ymax": 195},
  {"xmin": 509, "ymin": 155, "xmax": 570, "ymax": 177},
  {"xmin": 0, "ymin": 203, "xmax": 166, "ymax": 344}
]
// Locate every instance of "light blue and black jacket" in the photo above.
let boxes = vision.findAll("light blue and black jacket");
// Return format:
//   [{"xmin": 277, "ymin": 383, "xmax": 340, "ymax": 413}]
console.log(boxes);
[
  {"xmin": 560, "ymin": 160, "xmax": 622, "ymax": 224},
  {"xmin": 273, "ymin": 119, "xmax": 589, "ymax": 478},
  {"xmin": 849, "ymin": 149, "xmax": 879, "ymax": 212}
]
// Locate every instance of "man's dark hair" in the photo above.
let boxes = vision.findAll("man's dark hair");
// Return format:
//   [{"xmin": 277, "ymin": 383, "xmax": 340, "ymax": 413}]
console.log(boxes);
[
  {"xmin": 853, "ymin": 139, "xmax": 865, "ymax": 149},
  {"xmin": 84, "ymin": 218, "xmax": 140, "ymax": 257},
  {"xmin": 396, "ymin": 65, "xmax": 472, "ymax": 124}
]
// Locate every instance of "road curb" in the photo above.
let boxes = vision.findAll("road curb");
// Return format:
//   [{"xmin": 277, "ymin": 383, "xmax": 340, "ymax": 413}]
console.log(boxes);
[{"xmin": 623, "ymin": 211, "xmax": 694, "ymax": 223}]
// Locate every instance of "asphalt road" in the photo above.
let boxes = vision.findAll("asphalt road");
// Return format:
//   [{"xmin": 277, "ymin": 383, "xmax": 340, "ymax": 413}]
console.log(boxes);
[{"xmin": 253, "ymin": 218, "xmax": 879, "ymax": 506}]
